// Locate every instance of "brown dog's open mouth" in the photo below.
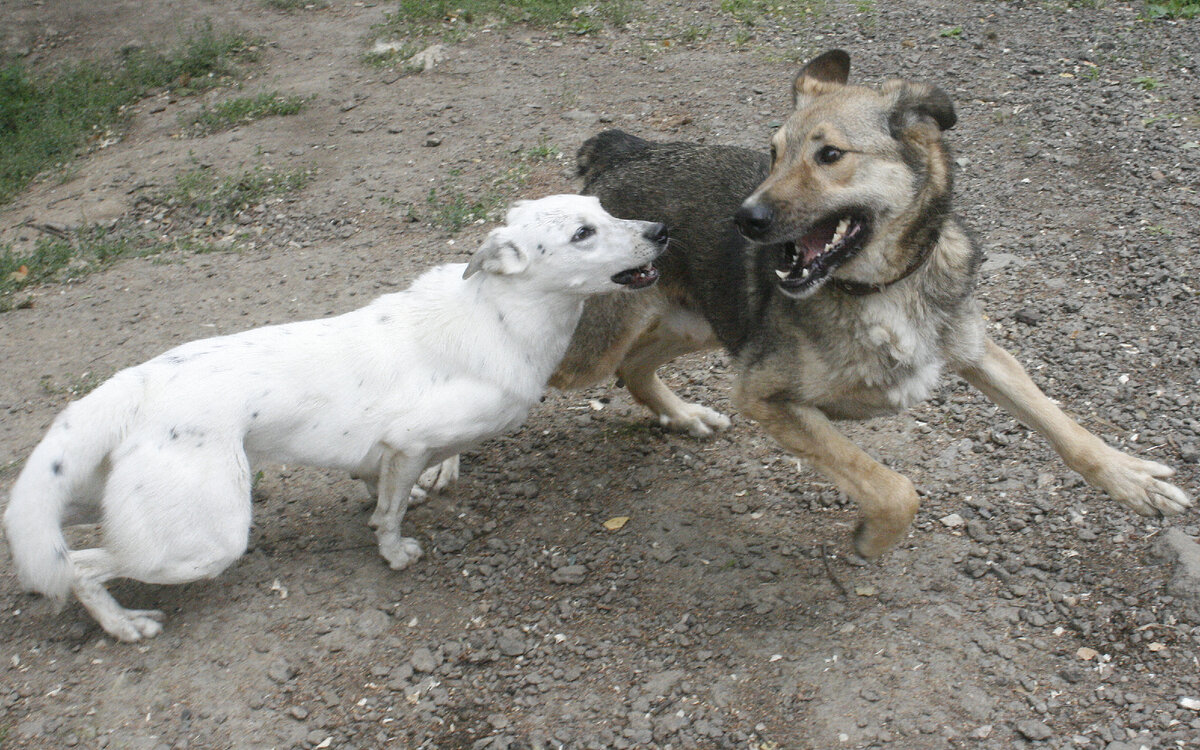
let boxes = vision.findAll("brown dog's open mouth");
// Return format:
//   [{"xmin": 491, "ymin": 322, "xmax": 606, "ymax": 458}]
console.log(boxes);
[
  {"xmin": 776, "ymin": 213, "xmax": 871, "ymax": 296},
  {"xmin": 612, "ymin": 263, "xmax": 659, "ymax": 289}
]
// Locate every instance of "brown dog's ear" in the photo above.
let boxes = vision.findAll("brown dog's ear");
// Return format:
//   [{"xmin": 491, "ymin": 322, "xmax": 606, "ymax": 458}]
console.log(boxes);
[
  {"xmin": 463, "ymin": 228, "xmax": 529, "ymax": 279},
  {"xmin": 792, "ymin": 49, "xmax": 851, "ymax": 106},
  {"xmin": 883, "ymin": 80, "xmax": 957, "ymax": 135}
]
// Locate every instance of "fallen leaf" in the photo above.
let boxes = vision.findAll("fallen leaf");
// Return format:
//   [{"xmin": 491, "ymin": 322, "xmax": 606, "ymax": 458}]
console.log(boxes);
[
  {"xmin": 8, "ymin": 265, "xmax": 29, "ymax": 283},
  {"xmin": 603, "ymin": 516, "xmax": 629, "ymax": 531},
  {"xmin": 1076, "ymin": 647, "xmax": 1099, "ymax": 661}
]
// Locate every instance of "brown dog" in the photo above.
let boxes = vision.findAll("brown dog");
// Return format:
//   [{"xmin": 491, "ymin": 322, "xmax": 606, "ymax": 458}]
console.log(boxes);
[{"xmin": 546, "ymin": 49, "xmax": 1191, "ymax": 558}]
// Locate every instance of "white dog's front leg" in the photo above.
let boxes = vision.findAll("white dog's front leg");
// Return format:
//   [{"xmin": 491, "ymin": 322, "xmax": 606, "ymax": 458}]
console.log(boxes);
[{"xmin": 372, "ymin": 449, "xmax": 429, "ymax": 570}]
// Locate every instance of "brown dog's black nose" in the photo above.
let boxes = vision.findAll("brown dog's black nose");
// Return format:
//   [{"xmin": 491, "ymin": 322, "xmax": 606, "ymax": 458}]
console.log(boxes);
[
  {"xmin": 734, "ymin": 201, "xmax": 773, "ymax": 240},
  {"xmin": 644, "ymin": 222, "xmax": 669, "ymax": 247}
]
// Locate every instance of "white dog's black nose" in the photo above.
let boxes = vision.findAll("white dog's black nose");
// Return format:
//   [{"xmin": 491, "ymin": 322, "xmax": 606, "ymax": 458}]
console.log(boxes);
[
  {"xmin": 644, "ymin": 222, "xmax": 669, "ymax": 247},
  {"xmin": 734, "ymin": 201, "xmax": 773, "ymax": 241}
]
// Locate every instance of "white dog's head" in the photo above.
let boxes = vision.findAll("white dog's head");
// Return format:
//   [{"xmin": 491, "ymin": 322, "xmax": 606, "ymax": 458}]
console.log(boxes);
[{"xmin": 463, "ymin": 194, "xmax": 665, "ymax": 295}]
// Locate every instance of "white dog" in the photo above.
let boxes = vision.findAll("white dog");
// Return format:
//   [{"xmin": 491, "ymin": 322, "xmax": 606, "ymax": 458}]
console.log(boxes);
[{"xmin": 4, "ymin": 194, "xmax": 666, "ymax": 641}]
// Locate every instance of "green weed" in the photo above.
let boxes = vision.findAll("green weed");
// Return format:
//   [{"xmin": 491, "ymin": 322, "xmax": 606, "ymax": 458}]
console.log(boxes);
[
  {"xmin": 264, "ymin": 0, "xmax": 329, "ymax": 9},
  {"xmin": 373, "ymin": 0, "xmax": 638, "ymax": 43},
  {"xmin": 1133, "ymin": 75, "xmax": 1164, "ymax": 90},
  {"xmin": 0, "ymin": 21, "xmax": 258, "ymax": 204},
  {"xmin": 186, "ymin": 92, "xmax": 308, "ymax": 134},
  {"xmin": 939, "ymin": 26, "xmax": 964, "ymax": 37},
  {"xmin": 163, "ymin": 163, "xmax": 312, "ymax": 220},
  {"xmin": 720, "ymin": 0, "xmax": 825, "ymax": 25},
  {"xmin": 1143, "ymin": 0, "xmax": 1200, "ymax": 18}
]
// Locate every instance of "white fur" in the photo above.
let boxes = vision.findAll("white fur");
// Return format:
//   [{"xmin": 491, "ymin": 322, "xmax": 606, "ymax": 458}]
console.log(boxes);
[{"xmin": 3, "ymin": 194, "xmax": 663, "ymax": 641}]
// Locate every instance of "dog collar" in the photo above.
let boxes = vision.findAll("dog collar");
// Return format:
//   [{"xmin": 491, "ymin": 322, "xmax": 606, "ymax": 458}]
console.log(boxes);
[{"xmin": 826, "ymin": 229, "xmax": 939, "ymax": 297}]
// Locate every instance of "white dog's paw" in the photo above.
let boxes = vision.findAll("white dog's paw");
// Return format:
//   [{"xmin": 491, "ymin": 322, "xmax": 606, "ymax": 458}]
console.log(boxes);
[
  {"xmin": 408, "ymin": 484, "xmax": 429, "ymax": 507},
  {"xmin": 103, "ymin": 608, "xmax": 165, "ymax": 642},
  {"xmin": 417, "ymin": 456, "xmax": 459, "ymax": 496},
  {"xmin": 378, "ymin": 533, "xmax": 423, "ymax": 571},
  {"xmin": 1086, "ymin": 450, "xmax": 1192, "ymax": 516},
  {"xmin": 657, "ymin": 404, "xmax": 731, "ymax": 438}
]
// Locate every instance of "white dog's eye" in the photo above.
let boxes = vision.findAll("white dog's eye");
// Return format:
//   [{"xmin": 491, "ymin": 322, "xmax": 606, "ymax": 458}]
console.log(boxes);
[{"xmin": 571, "ymin": 225, "xmax": 595, "ymax": 242}]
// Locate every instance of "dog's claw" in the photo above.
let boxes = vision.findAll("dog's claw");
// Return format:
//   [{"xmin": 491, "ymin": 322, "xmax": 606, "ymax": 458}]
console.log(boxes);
[
  {"xmin": 378, "ymin": 534, "xmax": 423, "ymax": 571},
  {"xmin": 657, "ymin": 404, "xmax": 731, "ymax": 439},
  {"xmin": 104, "ymin": 609, "xmax": 166, "ymax": 642},
  {"xmin": 1085, "ymin": 451, "xmax": 1192, "ymax": 517}
]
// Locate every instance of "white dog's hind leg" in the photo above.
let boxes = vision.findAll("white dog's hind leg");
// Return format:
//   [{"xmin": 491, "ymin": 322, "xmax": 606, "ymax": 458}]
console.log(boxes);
[
  {"xmin": 373, "ymin": 450, "xmax": 429, "ymax": 570},
  {"xmin": 70, "ymin": 549, "xmax": 165, "ymax": 642},
  {"xmin": 417, "ymin": 455, "xmax": 459, "ymax": 495}
]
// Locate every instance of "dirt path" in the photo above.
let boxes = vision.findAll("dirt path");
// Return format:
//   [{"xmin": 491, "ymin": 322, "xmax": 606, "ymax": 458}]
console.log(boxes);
[{"xmin": 2, "ymin": 1, "xmax": 1199, "ymax": 748}]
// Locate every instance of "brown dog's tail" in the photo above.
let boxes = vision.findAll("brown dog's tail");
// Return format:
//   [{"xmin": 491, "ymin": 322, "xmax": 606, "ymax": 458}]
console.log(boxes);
[{"xmin": 576, "ymin": 130, "xmax": 652, "ymax": 188}]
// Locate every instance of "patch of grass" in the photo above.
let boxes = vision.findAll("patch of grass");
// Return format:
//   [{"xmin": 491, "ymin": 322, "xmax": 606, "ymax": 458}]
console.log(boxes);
[
  {"xmin": 163, "ymin": 163, "xmax": 313, "ymax": 220},
  {"xmin": 0, "ymin": 222, "xmax": 234, "ymax": 311},
  {"xmin": 1143, "ymin": 0, "xmax": 1200, "ymax": 18},
  {"xmin": 1133, "ymin": 75, "xmax": 1164, "ymax": 90},
  {"xmin": 1, "ymin": 225, "xmax": 147, "ymax": 309},
  {"xmin": 40, "ymin": 371, "xmax": 107, "ymax": 398},
  {"xmin": 373, "ymin": 0, "xmax": 638, "ymax": 44},
  {"xmin": 426, "ymin": 187, "xmax": 493, "ymax": 233},
  {"xmin": 0, "ymin": 21, "xmax": 258, "ymax": 204},
  {"xmin": 186, "ymin": 91, "xmax": 308, "ymax": 135},
  {"xmin": 265, "ymin": 0, "xmax": 329, "ymax": 9},
  {"xmin": 423, "ymin": 145, "xmax": 561, "ymax": 233},
  {"xmin": 720, "ymin": 0, "xmax": 825, "ymax": 25},
  {"xmin": 939, "ymin": 26, "xmax": 964, "ymax": 37}
]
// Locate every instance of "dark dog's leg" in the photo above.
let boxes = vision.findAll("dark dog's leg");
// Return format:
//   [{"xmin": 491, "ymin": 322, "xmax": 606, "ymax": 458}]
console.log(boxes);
[
  {"xmin": 735, "ymin": 389, "xmax": 920, "ymax": 559},
  {"xmin": 617, "ymin": 316, "xmax": 728, "ymax": 438},
  {"xmin": 958, "ymin": 337, "xmax": 1191, "ymax": 515}
]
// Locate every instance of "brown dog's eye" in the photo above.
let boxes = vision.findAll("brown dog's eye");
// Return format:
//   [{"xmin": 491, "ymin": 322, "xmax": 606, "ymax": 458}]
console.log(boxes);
[{"xmin": 815, "ymin": 145, "xmax": 844, "ymax": 165}]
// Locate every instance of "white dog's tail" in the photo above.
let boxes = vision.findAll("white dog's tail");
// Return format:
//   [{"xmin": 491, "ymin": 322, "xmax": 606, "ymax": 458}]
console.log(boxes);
[{"xmin": 4, "ymin": 370, "xmax": 142, "ymax": 605}]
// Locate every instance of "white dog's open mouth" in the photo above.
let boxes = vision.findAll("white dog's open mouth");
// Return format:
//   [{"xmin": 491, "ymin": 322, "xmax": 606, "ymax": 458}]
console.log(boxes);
[
  {"xmin": 611, "ymin": 263, "xmax": 659, "ymax": 290},
  {"xmin": 776, "ymin": 212, "xmax": 871, "ymax": 296}
]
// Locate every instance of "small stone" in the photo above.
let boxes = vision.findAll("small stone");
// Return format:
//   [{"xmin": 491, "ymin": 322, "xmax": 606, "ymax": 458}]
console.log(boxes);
[
  {"xmin": 1013, "ymin": 308, "xmax": 1042, "ymax": 325},
  {"xmin": 940, "ymin": 513, "xmax": 965, "ymax": 528},
  {"xmin": 288, "ymin": 705, "xmax": 309, "ymax": 720},
  {"xmin": 496, "ymin": 630, "xmax": 526, "ymax": 657},
  {"xmin": 267, "ymin": 658, "xmax": 296, "ymax": 684},
  {"xmin": 551, "ymin": 565, "xmax": 587, "ymax": 584},
  {"xmin": 425, "ymin": 137, "xmax": 442, "ymax": 147},
  {"xmin": 410, "ymin": 646, "xmax": 439, "ymax": 673},
  {"xmin": 1014, "ymin": 719, "xmax": 1052, "ymax": 741}
]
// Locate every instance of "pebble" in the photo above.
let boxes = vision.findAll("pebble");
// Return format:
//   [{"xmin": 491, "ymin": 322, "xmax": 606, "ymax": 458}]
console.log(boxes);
[
  {"xmin": 410, "ymin": 646, "xmax": 440, "ymax": 673},
  {"xmin": 1014, "ymin": 719, "xmax": 1053, "ymax": 741}
]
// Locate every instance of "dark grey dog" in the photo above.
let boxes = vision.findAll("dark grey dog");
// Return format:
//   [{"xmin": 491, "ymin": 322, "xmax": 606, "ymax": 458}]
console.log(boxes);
[{"xmin": 548, "ymin": 49, "xmax": 1190, "ymax": 558}]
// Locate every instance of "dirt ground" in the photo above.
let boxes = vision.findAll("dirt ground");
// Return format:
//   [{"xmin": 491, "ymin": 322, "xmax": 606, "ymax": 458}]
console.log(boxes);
[{"xmin": 2, "ymin": 1, "xmax": 1199, "ymax": 748}]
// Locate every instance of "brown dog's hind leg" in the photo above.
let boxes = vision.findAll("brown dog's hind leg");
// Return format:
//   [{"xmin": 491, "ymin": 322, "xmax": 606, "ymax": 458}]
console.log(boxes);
[
  {"xmin": 616, "ymin": 314, "xmax": 729, "ymax": 438},
  {"xmin": 736, "ymin": 389, "xmax": 919, "ymax": 559},
  {"xmin": 957, "ymin": 337, "xmax": 1191, "ymax": 516}
]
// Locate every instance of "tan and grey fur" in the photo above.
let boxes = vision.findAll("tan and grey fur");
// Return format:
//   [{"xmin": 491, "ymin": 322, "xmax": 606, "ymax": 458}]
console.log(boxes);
[{"xmin": 549, "ymin": 49, "xmax": 1191, "ymax": 559}]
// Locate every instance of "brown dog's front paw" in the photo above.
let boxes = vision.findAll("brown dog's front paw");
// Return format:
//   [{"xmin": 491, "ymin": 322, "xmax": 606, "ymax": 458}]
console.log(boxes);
[{"xmin": 850, "ymin": 477, "xmax": 920, "ymax": 559}]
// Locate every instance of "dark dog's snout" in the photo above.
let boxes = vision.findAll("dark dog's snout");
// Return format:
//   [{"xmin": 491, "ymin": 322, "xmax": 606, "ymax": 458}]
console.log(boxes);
[
  {"xmin": 644, "ymin": 222, "xmax": 669, "ymax": 247},
  {"xmin": 734, "ymin": 200, "xmax": 774, "ymax": 241}
]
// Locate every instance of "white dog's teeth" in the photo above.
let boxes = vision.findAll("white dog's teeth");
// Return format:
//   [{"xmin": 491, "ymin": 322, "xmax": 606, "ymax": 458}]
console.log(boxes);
[
  {"xmin": 801, "ymin": 267, "xmax": 810, "ymax": 279},
  {"xmin": 776, "ymin": 268, "xmax": 790, "ymax": 280}
]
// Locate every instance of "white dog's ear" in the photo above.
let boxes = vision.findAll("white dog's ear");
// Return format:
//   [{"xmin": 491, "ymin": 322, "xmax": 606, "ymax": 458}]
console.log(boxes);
[{"xmin": 463, "ymin": 228, "xmax": 529, "ymax": 279}]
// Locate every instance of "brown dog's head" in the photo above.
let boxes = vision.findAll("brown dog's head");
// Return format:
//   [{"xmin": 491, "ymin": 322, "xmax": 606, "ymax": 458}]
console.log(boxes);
[{"xmin": 734, "ymin": 50, "xmax": 957, "ymax": 298}]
